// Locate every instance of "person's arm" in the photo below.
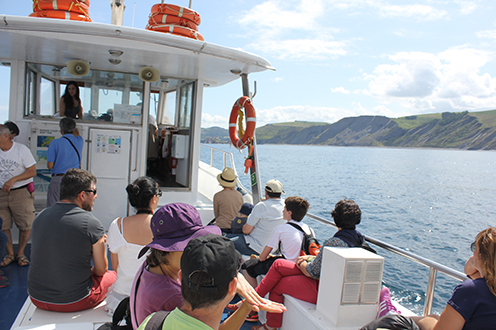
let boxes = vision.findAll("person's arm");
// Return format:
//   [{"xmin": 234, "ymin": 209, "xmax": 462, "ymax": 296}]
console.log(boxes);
[
  {"xmin": 464, "ymin": 256, "xmax": 481, "ymax": 279},
  {"xmin": 47, "ymin": 162, "xmax": 54, "ymax": 170},
  {"xmin": 77, "ymin": 103, "xmax": 83, "ymax": 120},
  {"xmin": 259, "ymin": 245, "xmax": 273, "ymax": 262},
  {"xmin": 213, "ymin": 194, "xmax": 219, "ymax": 218},
  {"xmin": 296, "ymin": 255, "xmax": 315, "ymax": 278},
  {"xmin": 2, "ymin": 165, "xmax": 36, "ymax": 192},
  {"xmin": 242, "ymin": 223, "xmax": 254, "ymax": 235},
  {"xmin": 412, "ymin": 304, "xmax": 465, "ymax": 330},
  {"xmin": 59, "ymin": 98, "xmax": 66, "ymax": 117},
  {"xmin": 111, "ymin": 252, "xmax": 119, "ymax": 272},
  {"xmin": 219, "ymin": 301, "xmax": 253, "ymax": 330},
  {"xmin": 92, "ymin": 235, "xmax": 109, "ymax": 276},
  {"xmin": 235, "ymin": 273, "xmax": 286, "ymax": 313}
]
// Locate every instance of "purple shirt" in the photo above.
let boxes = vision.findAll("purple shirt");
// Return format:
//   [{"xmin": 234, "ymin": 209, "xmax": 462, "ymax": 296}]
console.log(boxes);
[
  {"xmin": 130, "ymin": 262, "xmax": 183, "ymax": 329},
  {"xmin": 447, "ymin": 278, "xmax": 496, "ymax": 330}
]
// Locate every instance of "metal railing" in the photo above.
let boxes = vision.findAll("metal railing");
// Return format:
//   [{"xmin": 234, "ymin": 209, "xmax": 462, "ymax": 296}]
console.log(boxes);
[
  {"xmin": 201, "ymin": 144, "xmax": 467, "ymax": 316},
  {"xmin": 306, "ymin": 213, "xmax": 467, "ymax": 316}
]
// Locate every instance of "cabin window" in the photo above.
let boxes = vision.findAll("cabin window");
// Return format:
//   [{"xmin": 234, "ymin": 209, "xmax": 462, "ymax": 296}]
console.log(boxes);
[
  {"xmin": 0, "ymin": 63, "xmax": 10, "ymax": 120},
  {"xmin": 40, "ymin": 77, "xmax": 56, "ymax": 116},
  {"xmin": 25, "ymin": 67, "xmax": 36, "ymax": 116}
]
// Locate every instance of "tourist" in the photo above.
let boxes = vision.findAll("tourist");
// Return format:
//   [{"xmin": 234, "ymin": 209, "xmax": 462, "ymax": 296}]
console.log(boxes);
[
  {"xmin": 213, "ymin": 167, "xmax": 244, "ymax": 234},
  {"xmin": 104, "ymin": 177, "xmax": 159, "ymax": 315},
  {"xmin": 0, "ymin": 125, "xmax": 36, "ymax": 268},
  {"xmin": 46, "ymin": 117, "xmax": 84, "ymax": 207},
  {"xmin": 28, "ymin": 169, "xmax": 116, "ymax": 312},
  {"xmin": 227, "ymin": 179, "xmax": 285, "ymax": 256}
]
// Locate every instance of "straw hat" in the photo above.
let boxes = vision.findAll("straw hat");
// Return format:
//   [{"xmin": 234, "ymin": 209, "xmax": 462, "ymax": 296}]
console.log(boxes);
[{"xmin": 217, "ymin": 167, "xmax": 237, "ymax": 188}]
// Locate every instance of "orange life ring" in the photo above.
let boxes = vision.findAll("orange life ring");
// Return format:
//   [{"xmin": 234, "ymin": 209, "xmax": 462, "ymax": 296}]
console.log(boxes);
[
  {"xmin": 148, "ymin": 14, "xmax": 198, "ymax": 31},
  {"xmin": 146, "ymin": 24, "xmax": 204, "ymax": 41},
  {"xmin": 29, "ymin": 10, "xmax": 91, "ymax": 22},
  {"xmin": 229, "ymin": 96, "xmax": 256, "ymax": 150},
  {"xmin": 33, "ymin": 0, "xmax": 90, "ymax": 16},
  {"xmin": 150, "ymin": 3, "xmax": 200, "ymax": 25}
]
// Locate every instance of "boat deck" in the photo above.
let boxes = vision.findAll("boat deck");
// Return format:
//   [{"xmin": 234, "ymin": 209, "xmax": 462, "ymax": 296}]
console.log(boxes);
[{"xmin": 1, "ymin": 244, "xmax": 259, "ymax": 330}]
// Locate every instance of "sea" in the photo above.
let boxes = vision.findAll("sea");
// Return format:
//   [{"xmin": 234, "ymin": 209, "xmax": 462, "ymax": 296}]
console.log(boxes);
[{"xmin": 201, "ymin": 143, "xmax": 496, "ymax": 315}]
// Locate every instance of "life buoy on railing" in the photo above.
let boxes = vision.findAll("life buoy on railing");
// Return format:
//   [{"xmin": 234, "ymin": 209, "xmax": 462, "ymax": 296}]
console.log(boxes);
[
  {"xmin": 148, "ymin": 13, "xmax": 199, "ymax": 30},
  {"xmin": 150, "ymin": 3, "xmax": 201, "ymax": 25},
  {"xmin": 146, "ymin": 24, "xmax": 204, "ymax": 41},
  {"xmin": 229, "ymin": 96, "xmax": 256, "ymax": 150}
]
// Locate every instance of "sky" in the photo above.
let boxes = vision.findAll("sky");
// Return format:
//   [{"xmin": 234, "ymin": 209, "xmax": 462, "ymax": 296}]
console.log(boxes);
[{"xmin": 1, "ymin": 0, "xmax": 496, "ymax": 128}]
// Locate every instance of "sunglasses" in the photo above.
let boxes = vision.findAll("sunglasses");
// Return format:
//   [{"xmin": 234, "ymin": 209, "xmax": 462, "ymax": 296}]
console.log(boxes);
[
  {"xmin": 470, "ymin": 242, "xmax": 477, "ymax": 252},
  {"xmin": 156, "ymin": 189, "xmax": 163, "ymax": 197},
  {"xmin": 83, "ymin": 189, "xmax": 97, "ymax": 195}
]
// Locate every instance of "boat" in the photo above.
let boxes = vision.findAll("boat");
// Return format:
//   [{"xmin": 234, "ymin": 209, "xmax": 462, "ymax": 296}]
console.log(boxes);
[{"xmin": 0, "ymin": 1, "xmax": 468, "ymax": 330}]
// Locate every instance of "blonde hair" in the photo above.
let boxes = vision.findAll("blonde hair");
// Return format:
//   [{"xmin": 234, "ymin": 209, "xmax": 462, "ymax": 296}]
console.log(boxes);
[{"xmin": 475, "ymin": 227, "xmax": 496, "ymax": 296}]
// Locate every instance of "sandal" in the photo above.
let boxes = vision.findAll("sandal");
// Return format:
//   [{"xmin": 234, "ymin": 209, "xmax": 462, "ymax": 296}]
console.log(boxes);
[
  {"xmin": 251, "ymin": 324, "xmax": 272, "ymax": 330},
  {"xmin": 1, "ymin": 255, "xmax": 15, "ymax": 267},
  {"xmin": 17, "ymin": 255, "xmax": 29, "ymax": 267}
]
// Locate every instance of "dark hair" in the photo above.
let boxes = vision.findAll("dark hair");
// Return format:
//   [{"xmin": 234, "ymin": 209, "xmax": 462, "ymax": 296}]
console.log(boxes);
[
  {"xmin": 126, "ymin": 176, "xmax": 159, "ymax": 210},
  {"xmin": 59, "ymin": 117, "xmax": 76, "ymax": 134},
  {"xmin": 60, "ymin": 169, "xmax": 96, "ymax": 201},
  {"xmin": 285, "ymin": 196, "xmax": 310, "ymax": 221},
  {"xmin": 4, "ymin": 121, "xmax": 19, "ymax": 136},
  {"xmin": 331, "ymin": 199, "xmax": 361, "ymax": 230},
  {"xmin": 266, "ymin": 191, "xmax": 282, "ymax": 198},
  {"xmin": 62, "ymin": 81, "xmax": 80, "ymax": 109},
  {"xmin": 181, "ymin": 270, "xmax": 231, "ymax": 310},
  {"xmin": 146, "ymin": 248, "xmax": 170, "ymax": 267}
]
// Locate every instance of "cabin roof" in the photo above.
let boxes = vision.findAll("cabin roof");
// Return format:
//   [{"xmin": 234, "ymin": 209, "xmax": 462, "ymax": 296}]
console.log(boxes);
[{"xmin": 0, "ymin": 15, "xmax": 274, "ymax": 87}]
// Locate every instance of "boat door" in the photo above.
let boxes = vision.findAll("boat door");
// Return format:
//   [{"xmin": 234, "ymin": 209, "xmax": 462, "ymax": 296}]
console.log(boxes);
[{"xmin": 87, "ymin": 128, "xmax": 131, "ymax": 229}]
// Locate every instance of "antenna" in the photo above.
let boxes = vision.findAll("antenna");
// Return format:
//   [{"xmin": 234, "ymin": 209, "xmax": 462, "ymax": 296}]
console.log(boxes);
[{"xmin": 132, "ymin": 2, "xmax": 136, "ymax": 27}]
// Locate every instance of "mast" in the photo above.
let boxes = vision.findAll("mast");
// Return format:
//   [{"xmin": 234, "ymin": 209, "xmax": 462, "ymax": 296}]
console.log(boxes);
[{"xmin": 110, "ymin": 0, "xmax": 125, "ymax": 26}]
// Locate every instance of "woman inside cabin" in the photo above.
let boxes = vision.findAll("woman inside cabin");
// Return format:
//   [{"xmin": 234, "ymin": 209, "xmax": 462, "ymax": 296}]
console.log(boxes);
[
  {"xmin": 60, "ymin": 81, "xmax": 83, "ymax": 119},
  {"xmin": 410, "ymin": 227, "xmax": 496, "ymax": 330},
  {"xmin": 104, "ymin": 177, "xmax": 160, "ymax": 315},
  {"xmin": 245, "ymin": 199, "xmax": 373, "ymax": 330}
]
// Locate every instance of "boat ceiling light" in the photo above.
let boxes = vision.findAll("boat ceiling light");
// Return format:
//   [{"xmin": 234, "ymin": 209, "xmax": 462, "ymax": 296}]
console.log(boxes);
[
  {"xmin": 108, "ymin": 58, "xmax": 122, "ymax": 65},
  {"xmin": 230, "ymin": 69, "xmax": 242, "ymax": 75}
]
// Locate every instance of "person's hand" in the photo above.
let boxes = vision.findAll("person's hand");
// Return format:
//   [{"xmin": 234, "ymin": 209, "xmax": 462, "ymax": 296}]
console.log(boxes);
[
  {"xmin": 296, "ymin": 255, "xmax": 311, "ymax": 267},
  {"xmin": 103, "ymin": 234, "xmax": 108, "ymax": 244},
  {"xmin": 235, "ymin": 273, "xmax": 286, "ymax": 313},
  {"xmin": 464, "ymin": 256, "xmax": 481, "ymax": 279},
  {"xmin": 2, "ymin": 178, "xmax": 16, "ymax": 192}
]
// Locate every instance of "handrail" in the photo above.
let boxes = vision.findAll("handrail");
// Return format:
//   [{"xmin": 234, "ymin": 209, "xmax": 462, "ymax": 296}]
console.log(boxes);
[
  {"xmin": 201, "ymin": 144, "xmax": 467, "ymax": 316},
  {"xmin": 305, "ymin": 213, "xmax": 467, "ymax": 315}
]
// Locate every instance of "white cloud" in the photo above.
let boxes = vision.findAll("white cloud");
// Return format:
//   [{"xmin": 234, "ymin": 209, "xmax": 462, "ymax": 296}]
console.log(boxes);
[
  {"xmin": 363, "ymin": 47, "xmax": 496, "ymax": 112},
  {"xmin": 273, "ymin": 77, "xmax": 284, "ymax": 82},
  {"xmin": 331, "ymin": 87, "xmax": 351, "ymax": 94},
  {"xmin": 379, "ymin": 4, "xmax": 448, "ymax": 20},
  {"xmin": 202, "ymin": 113, "xmax": 228, "ymax": 128},
  {"xmin": 477, "ymin": 29, "xmax": 496, "ymax": 39},
  {"xmin": 255, "ymin": 104, "xmax": 348, "ymax": 126},
  {"xmin": 454, "ymin": 0, "xmax": 478, "ymax": 15}
]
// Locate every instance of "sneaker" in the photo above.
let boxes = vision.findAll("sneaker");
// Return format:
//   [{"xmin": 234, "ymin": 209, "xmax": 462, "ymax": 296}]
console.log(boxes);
[
  {"xmin": 0, "ymin": 276, "xmax": 10, "ymax": 288},
  {"xmin": 377, "ymin": 287, "xmax": 400, "ymax": 318},
  {"xmin": 246, "ymin": 311, "xmax": 258, "ymax": 322}
]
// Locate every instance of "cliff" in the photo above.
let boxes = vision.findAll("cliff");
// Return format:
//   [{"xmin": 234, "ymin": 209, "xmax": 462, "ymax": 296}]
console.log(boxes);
[{"xmin": 201, "ymin": 110, "xmax": 496, "ymax": 150}]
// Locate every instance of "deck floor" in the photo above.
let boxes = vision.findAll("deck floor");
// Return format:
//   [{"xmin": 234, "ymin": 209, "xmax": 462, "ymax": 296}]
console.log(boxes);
[{"xmin": 0, "ymin": 245, "xmax": 259, "ymax": 330}]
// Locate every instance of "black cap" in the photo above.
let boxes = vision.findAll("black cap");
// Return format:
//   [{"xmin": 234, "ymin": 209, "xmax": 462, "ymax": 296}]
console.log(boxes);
[{"xmin": 181, "ymin": 234, "xmax": 241, "ymax": 294}]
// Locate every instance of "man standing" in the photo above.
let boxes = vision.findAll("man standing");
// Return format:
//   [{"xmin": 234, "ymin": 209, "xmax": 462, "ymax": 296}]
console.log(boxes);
[
  {"xmin": 227, "ymin": 179, "xmax": 286, "ymax": 256},
  {"xmin": 46, "ymin": 117, "xmax": 83, "ymax": 207},
  {"xmin": 0, "ymin": 125, "xmax": 36, "ymax": 267},
  {"xmin": 28, "ymin": 168, "xmax": 116, "ymax": 312}
]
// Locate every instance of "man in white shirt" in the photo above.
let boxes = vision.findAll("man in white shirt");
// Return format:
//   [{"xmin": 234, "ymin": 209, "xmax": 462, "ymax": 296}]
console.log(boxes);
[{"xmin": 227, "ymin": 179, "xmax": 285, "ymax": 256}]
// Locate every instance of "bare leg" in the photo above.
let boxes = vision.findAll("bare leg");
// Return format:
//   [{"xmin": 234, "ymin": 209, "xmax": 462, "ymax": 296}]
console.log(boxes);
[
  {"xmin": 410, "ymin": 315, "xmax": 439, "ymax": 330},
  {"xmin": 2, "ymin": 230, "xmax": 14, "ymax": 256},
  {"xmin": 17, "ymin": 229, "xmax": 31, "ymax": 257}
]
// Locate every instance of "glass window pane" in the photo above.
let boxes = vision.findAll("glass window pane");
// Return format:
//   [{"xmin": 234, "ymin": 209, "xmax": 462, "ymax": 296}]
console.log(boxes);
[
  {"xmin": 0, "ymin": 65, "xmax": 10, "ymax": 121},
  {"xmin": 40, "ymin": 77, "xmax": 55, "ymax": 116},
  {"xmin": 178, "ymin": 82, "xmax": 194, "ymax": 129}
]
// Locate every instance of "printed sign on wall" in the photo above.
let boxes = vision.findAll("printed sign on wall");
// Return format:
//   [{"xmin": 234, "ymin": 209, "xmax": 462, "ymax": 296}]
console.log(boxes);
[{"xmin": 96, "ymin": 134, "xmax": 122, "ymax": 154}]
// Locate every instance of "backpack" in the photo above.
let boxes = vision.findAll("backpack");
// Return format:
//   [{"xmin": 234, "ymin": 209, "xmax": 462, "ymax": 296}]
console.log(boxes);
[{"xmin": 287, "ymin": 222, "xmax": 321, "ymax": 256}]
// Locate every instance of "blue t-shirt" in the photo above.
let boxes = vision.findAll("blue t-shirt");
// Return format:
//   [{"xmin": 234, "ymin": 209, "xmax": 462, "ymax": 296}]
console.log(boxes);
[
  {"xmin": 447, "ymin": 278, "xmax": 496, "ymax": 330},
  {"xmin": 47, "ymin": 134, "xmax": 83, "ymax": 175}
]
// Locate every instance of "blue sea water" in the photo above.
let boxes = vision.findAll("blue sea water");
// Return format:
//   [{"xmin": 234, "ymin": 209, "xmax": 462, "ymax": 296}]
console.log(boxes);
[{"xmin": 201, "ymin": 144, "xmax": 496, "ymax": 315}]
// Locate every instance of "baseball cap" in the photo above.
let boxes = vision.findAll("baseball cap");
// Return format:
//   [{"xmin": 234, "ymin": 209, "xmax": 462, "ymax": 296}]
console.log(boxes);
[
  {"xmin": 265, "ymin": 179, "xmax": 284, "ymax": 194},
  {"xmin": 181, "ymin": 234, "xmax": 242, "ymax": 294}
]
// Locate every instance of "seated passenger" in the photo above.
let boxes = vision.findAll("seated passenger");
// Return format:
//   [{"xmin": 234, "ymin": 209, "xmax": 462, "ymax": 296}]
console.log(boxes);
[
  {"xmin": 231, "ymin": 203, "xmax": 254, "ymax": 234},
  {"xmin": 28, "ymin": 169, "xmax": 116, "ymax": 312},
  {"xmin": 213, "ymin": 167, "xmax": 244, "ymax": 234},
  {"xmin": 137, "ymin": 234, "xmax": 287, "ymax": 330},
  {"xmin": 104, "ymin": 176, "xmax": 159, "ymax": 315},
  {"xmin": 242, "ymin": 196, "xmax": 312, "ymax": 288},
  {"xmin": 251, "ymin": 199, "xmax": 366, "ymax": 330},
  {"xmin": 227, "ymin": 180, "xmax": 285, "ymax": 256}
]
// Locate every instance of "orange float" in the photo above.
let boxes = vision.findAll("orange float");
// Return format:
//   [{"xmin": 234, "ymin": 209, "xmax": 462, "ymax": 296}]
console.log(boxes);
[
  {"xmin": 146, "ymin": 24, "xmax": 204, "ymax": 41},
  {"xmin": 148, "ymin": 14, "xmax": 198, "ymax": 30},
  {"xmin": 229, "ymin": 96, "xmax": 256, "ymax": 150},
  {"xmin": 33, "ymin": 0, "xmax": 90, "ymax": 16},
  {"xmin": 150, "ymin": 3, "xmax": 200, "ymax": 25},
  {"xmin": 29, "ymin": 10, "xmax": 92, "ymax": 22}
]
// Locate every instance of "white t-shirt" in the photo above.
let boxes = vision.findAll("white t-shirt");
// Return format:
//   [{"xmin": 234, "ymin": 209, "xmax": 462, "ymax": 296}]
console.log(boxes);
[
  {"xmin": 0, "ymin": 142, "xmax": 36, "ymax": 189},
  {"xmin": 245, "ymin": 198, "xmax": 285, "ymax": 254},
  {"xmin": 266, "ymin": 220, "xmax": 315, "ymax": 262}
]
